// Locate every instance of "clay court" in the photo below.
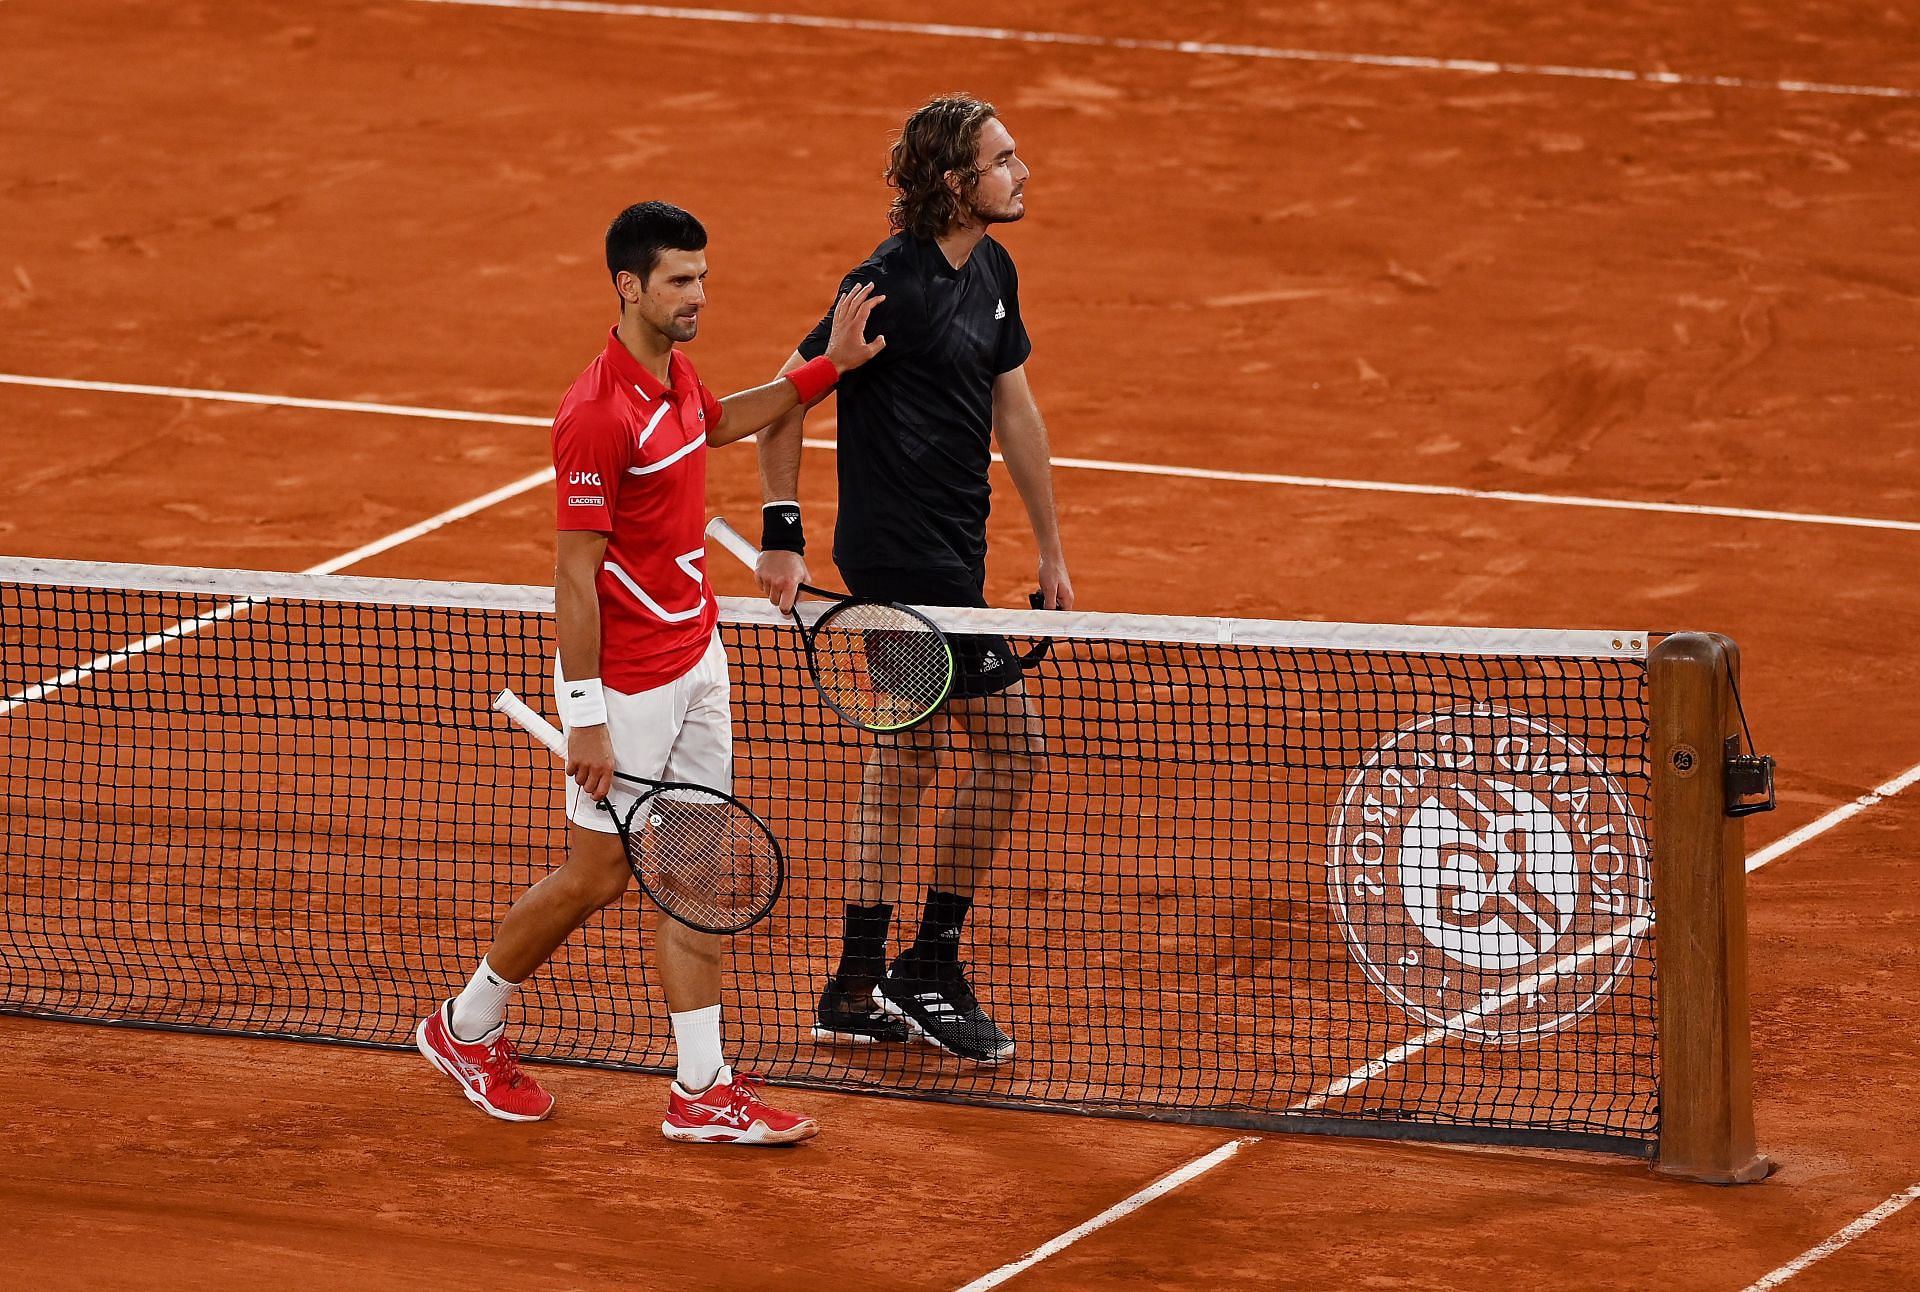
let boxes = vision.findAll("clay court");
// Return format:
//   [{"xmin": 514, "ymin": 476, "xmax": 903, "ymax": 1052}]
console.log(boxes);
[{"xmin": 4, "ymin": 1, "xmax": 1919, "ymax": 1288}]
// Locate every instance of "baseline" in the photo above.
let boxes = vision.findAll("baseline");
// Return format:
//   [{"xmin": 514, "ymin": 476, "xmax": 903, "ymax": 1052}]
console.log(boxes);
[{"xmin": 404, "ymin": 0, "xmax": 1920, "ymax": 101}]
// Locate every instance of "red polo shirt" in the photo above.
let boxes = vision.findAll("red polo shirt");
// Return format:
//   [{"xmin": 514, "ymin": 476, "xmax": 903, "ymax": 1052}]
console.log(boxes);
[{"xmin": 552, "ymin": 328, "xmax": 723, "ymax": 693}]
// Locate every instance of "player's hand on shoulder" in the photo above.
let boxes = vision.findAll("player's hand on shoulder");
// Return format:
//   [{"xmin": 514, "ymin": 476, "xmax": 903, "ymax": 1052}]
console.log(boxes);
[
  {"xmin": 567, "ymin": 723, "xmax": 617, "ymax": 800},
  {"xmin": 757, "ymin": 549, "xmax": 809, "ymax": 614},
  {"xmin": 824, "ymin": 281, "xmax": 887, "ymax": 373}
]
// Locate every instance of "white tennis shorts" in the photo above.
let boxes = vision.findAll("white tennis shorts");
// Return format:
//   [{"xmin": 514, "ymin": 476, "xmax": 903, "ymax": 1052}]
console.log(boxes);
[{"xmin": 554, "ymin": 630, "xmax": 732, "ymax": 833}]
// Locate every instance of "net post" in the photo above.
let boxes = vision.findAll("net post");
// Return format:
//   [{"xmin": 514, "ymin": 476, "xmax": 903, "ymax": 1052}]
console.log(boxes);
[{"xmin": 1648, "ymin": 632, "xmax": 1774, "ymax": 1184}]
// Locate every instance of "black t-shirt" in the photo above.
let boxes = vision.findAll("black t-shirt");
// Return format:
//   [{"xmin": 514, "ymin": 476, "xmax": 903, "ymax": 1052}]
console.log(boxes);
[{"xmin": 798, "ymin": 232, "xmax": 1032, "ymax": 575}]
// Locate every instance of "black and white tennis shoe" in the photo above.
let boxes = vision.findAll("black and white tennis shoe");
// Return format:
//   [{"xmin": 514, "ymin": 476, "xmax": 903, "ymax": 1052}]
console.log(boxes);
[
  {"xmin": 810, "ymin": 977, "xmax": 911, "ymax": 1045},
  {"xmin": 875, "ymin": 955, "xmax": 1015, "ymax": 1064}
]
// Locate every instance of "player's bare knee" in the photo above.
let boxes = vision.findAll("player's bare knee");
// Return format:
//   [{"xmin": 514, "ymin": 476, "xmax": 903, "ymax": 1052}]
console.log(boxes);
[
  {"xmin": 656, "ymin": 914, "xmax": 723, "ymax": 964},
  {"xmin": 592, "ymin": 868, "xmax": 633, "ymax": 912},
  {"xmin": 566, "ymin": 864, "xmax": 628, "ymax": 915},
  {"xmin": 562, "ymin": 838, "xmax": 632, "ymax": 913}
]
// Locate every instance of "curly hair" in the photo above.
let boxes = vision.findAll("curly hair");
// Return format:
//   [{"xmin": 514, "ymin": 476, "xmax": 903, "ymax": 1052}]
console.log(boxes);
[{"xmin": 886, "ymin": 94, "xmax": 1000, "ymax": 240}]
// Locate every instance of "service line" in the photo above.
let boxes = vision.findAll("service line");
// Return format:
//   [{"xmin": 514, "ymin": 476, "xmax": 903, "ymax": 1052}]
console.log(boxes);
[
  {"xmin": 4, "ymin": 372, "xmax": 1916, "ymax": 534},
  {"xmin": 405, "ymin": 0, "xmax": 1920, "ymax": 101}
]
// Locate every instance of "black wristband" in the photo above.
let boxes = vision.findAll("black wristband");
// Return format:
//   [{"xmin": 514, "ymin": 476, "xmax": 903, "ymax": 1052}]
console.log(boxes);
[{"xmin": 762, "ymin": 502, "xmax": 805, "ymax": 554}]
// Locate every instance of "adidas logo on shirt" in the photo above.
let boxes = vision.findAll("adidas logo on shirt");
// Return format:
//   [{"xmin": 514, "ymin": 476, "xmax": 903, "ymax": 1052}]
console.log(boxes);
[
  {"xmin": 979, "ymin": 650, "xmax": 1001, "ymax": 671},
  {"xmin": 993, "ymin": 299, "xmax": 1006, "ymax": 320}
]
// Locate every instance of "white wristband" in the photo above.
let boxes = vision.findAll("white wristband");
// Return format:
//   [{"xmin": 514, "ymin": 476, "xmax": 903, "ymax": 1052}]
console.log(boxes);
[{"xmin": 560, "ymin": 677, "xmax": 608, "ymax": 728}]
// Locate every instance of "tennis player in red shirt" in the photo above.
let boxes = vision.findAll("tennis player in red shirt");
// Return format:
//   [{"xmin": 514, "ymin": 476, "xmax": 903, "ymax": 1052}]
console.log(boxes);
[{"xmin": 417, "ymin": 202, "xmax": 884, "ymax": 1143}]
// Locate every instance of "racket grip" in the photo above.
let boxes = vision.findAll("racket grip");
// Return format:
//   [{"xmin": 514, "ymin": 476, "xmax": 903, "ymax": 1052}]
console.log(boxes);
[
  {"xmin": 705, "ymin": 515, "xmax": 762, "ymax": 569},
  {"xmin": 491, "ymin": 688, "xmax": 567, "ymax": 760}
]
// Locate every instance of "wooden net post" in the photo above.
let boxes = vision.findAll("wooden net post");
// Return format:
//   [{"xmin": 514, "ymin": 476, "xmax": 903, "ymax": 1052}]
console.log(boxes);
[{"xmin": 1648, "ymin": 632, "xmax": 1774, "ymax": 1183}]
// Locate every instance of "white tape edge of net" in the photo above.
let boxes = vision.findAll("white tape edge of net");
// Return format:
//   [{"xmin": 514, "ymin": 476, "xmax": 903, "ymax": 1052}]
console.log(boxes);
[{"xmin": 0, "ymin": 555, "xmax": 1648, "ymax": 660}]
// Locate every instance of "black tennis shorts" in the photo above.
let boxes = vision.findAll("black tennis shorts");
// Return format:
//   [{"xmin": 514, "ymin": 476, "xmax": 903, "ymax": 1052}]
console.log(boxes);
[{"xmin": 839, "ymin": 565, "xmax": 1024, "ymax": 699}]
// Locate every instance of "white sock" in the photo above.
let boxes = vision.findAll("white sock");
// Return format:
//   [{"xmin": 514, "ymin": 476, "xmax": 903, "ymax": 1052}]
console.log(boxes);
[
  {"xmin": 670, "ymin": 1004, "xmax": 726, "ymax": 1092},
  {"xmin": 449, "ymin": 957, "xmax": 519, "ymax": 1042}
]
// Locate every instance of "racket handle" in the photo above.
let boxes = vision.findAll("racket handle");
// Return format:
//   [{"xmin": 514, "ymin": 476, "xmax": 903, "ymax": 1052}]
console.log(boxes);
[
  {"xmin": 705, "ymin": 515, "xmax": 761, "ymax": 570},
  {"xmin": 492, "ymin": 688, "xmax": 567, "ymax": 760}
]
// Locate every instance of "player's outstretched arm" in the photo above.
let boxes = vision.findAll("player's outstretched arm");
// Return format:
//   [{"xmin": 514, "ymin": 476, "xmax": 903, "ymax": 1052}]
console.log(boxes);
[
  {"xmin": 708, "ymin": 283, "xmax": 887, "ymax": 447},
  {"xmin": 993, "ymin": 364, "xmax": 1074, "ymax": 610}
]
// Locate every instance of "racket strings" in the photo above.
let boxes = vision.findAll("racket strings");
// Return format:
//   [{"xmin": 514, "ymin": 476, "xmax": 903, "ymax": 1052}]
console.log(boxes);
[
  {"xmin": 809, "ymin": 601, "xmax": 951, "ymax": 729},
  {"xmin": 617, "ymin": 790, "xmax": 782, "ymax": 932}
]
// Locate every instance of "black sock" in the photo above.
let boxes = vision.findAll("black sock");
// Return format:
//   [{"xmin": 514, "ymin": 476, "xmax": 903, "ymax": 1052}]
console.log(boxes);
[
  {"xmin": 832, "ymin": 901, "xmax": 893, "ymax": 993},
  {"xmin": 908, "ymin": 889, "xmax": 972, "ymax": 964}
]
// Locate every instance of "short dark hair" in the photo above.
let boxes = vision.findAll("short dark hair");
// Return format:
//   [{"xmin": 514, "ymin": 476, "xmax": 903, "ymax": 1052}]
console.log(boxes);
[
  {"xmin": 605, "ymin": 201, "xmax": 707, "ymax": 288},
  {"xmin": 886, "ymin": 94, "xmax": 999, "ymax": 240}
]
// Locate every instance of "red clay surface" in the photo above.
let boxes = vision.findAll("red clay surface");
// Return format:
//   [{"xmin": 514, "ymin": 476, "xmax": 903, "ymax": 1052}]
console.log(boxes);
[{"xmin": 4, "ymin": 0, "xmax": 1919, "ymax": 1288}]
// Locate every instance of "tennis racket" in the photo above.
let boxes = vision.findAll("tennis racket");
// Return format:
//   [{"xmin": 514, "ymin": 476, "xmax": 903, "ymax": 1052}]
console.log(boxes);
[
  {"xmin": 706, "ymin": 515, "xmax": 955, "ymax": 733},
  {"xmin": 490, "ymin": 688, "xmax": 784, "ymax": 935}
]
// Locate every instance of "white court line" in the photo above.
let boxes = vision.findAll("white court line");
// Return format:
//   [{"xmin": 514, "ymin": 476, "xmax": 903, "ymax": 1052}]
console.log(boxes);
[
  {"xmin": 1034, "ymin": 451, "xmax": 1920, "ymax": 535},
  {"xmin": 303, "ymin": 467, "xmax": 555, "ymax": 576},
  {"xmin": 405, "ymin": 0, "xmax": 1920, "ymax": 101},
  {"xmin": 953, "ymin": 1137, "xmax": 1259, "ymax": 1292},
  {"xmin": 1289, "ymin": 916, "xmax": 1651, "ymax": 1113},
  {"xmin": 1745, "ymin": 758, "xmax": 1920, "ymax": 872},
  {"xmin": 1742, "ymin": 1182, "xmax": 1920, "ymax": 1290},
  {"xmin": 6, "ymin": 371, "xmax": 1918, "ymax": 534},
  {"xmin": 0, "ymin": 466, "xmax": 554, "ymax": 715},
  {"xmin": 0, "ymin": 373, "xmax": 549, "ymax": 427}
]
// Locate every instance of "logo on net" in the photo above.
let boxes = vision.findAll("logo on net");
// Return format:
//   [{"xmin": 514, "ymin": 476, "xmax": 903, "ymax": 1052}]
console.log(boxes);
[{"xmin": 1325, "ymin": 707, "xmax": 1651, "ymax": 1043}]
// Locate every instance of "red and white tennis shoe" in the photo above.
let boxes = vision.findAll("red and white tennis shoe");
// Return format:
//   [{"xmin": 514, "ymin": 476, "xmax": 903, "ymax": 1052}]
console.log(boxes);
[
  {"xmin": 415, "ymin": 999, "xmax": 555, "ymax": 1122},
  {"xmin": 662, "ymin": 1067, "xmax": 818, "ymax": 1145}
]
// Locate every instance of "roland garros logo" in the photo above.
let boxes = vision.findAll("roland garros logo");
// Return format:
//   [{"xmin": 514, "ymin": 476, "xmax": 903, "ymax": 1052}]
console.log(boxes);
[{"xmin": 1327, "ymin": 707, "xmax": 1651, "ymax": 1042}]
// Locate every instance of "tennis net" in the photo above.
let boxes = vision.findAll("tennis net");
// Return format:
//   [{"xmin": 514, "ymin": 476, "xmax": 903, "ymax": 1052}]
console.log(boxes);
[{"xmin": 0, "ymin": 556, "xmax": 1658, "ymax": 1153}]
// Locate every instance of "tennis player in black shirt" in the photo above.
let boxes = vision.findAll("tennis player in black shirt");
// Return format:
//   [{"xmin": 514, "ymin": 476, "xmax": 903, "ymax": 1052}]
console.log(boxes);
[{"xmin": 755, "ymin": 94, "xmax": 1072, "ymax": 1063}]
